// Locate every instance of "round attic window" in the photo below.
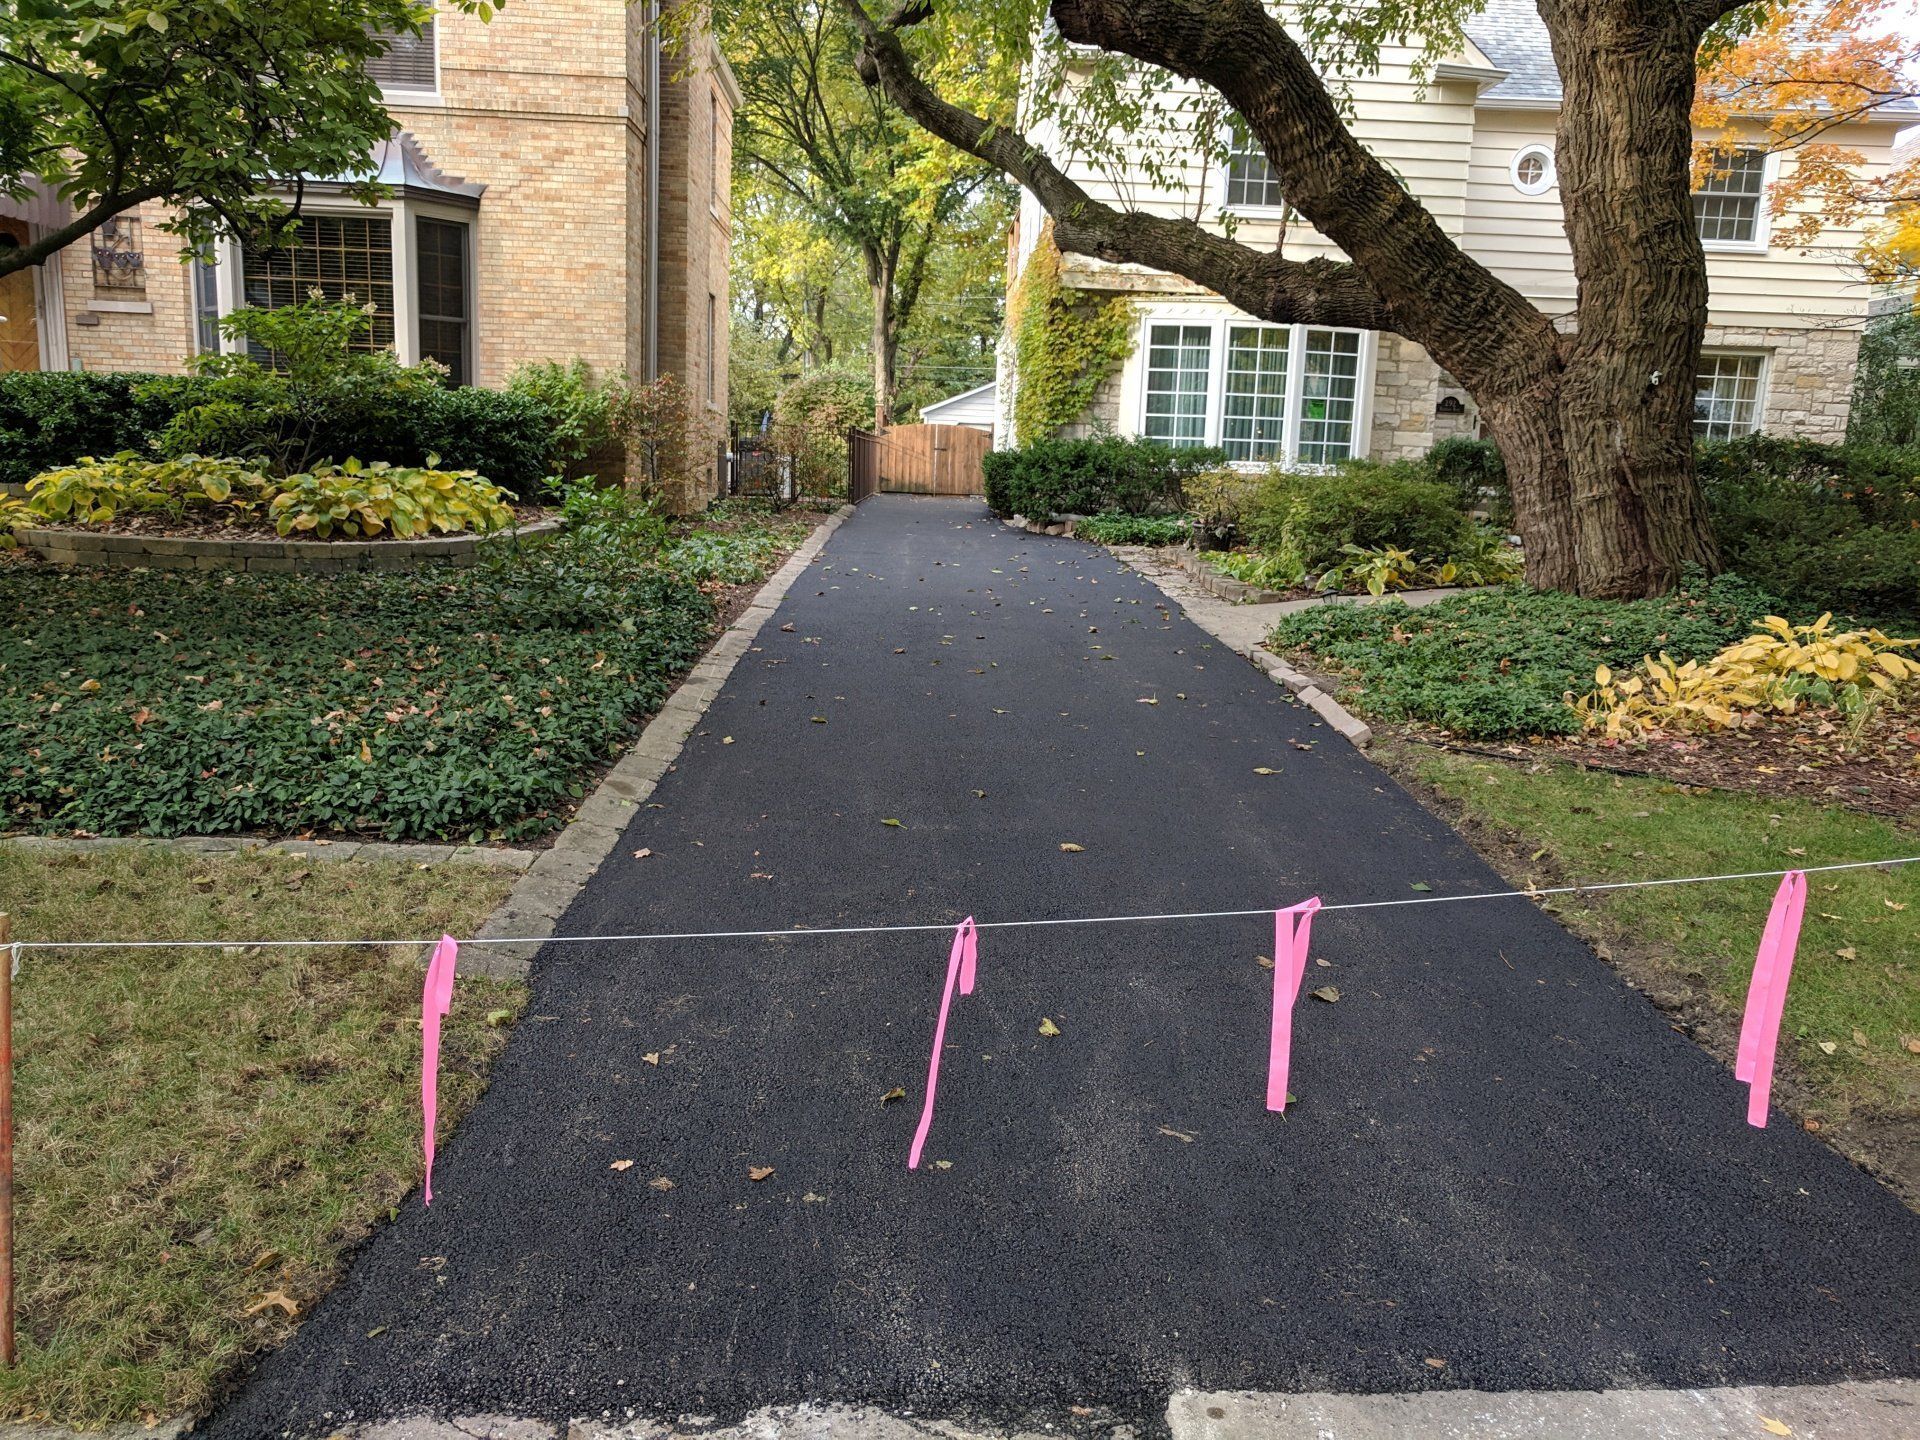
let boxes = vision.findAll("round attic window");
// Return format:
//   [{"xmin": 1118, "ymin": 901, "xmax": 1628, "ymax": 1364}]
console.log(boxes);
[{"xmin": 1511, "ymin": 144, "xmax": 1556, "ymax": 195}]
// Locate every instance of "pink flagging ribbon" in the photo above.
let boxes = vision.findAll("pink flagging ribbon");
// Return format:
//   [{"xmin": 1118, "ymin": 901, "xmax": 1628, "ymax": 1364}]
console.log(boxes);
[
  {"xmin": 421, "ymin": 934, "xmax": 459, "ymax": 1204},
  {"xmin": 1734, "ymin": 872, "xmax": 1808, "ymax": 1128},
  {"xmin": 907, "ymin": 917, "xmax": 978, "ymax": 1170},
  {"xmin": 1266, "ymin": 898, "xmax": 1323, "ymax": 1112}
]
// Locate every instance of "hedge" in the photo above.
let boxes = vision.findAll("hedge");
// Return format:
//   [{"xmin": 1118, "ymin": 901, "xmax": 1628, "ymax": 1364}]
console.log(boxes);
[
  {"xmin": 0, "ymin": 371, "xmax": 560, "ymax": 498},
  {"xmin": 981, "ymin": 434, "xmax": 1226, "ymax": 518}
]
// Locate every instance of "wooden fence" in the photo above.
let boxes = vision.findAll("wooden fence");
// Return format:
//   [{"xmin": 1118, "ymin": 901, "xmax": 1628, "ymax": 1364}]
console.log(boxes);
[{"xmin": 847, "ymin": 423, "xmax": 990, "ymax": 501}]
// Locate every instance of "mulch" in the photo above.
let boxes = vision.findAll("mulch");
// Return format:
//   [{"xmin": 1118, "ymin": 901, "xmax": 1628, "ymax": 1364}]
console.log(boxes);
[{"xmin": 1407, "ymin": 703, "xmax": 1920, "ymax": 820}]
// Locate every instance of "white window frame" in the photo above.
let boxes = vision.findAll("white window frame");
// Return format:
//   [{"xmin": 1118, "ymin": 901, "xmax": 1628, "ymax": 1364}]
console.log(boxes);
[
  {"xmin": 1122, "ymin": 304, "xmax": 1378, "ymax": 468},
  {"xmin": 369, "ymin": 12, "xmax": 442, "ymax": 104},
  {"xmin": 1692, "ymin": 350, "xmax": 1769, "ymax": 440},
  {"xmin": 212, "ymin": 197, "xmax": 479, "ymax": 374},
  {"xmin": 1217, "ymin": 125, "xmax": 1290, "ymax": 219},
  {"xmin": 1509, "ymin": 143, "xmax": 1556, "ymax": 196},
  {"xmin": 1692, "ymin": 147, "xmax": 1777, "ymax": 255}
]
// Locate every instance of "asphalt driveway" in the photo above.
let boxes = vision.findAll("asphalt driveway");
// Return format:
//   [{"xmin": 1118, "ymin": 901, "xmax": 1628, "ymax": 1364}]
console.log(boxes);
[{"xmin": 207, "ymin": 496, "xmax": 1920, "ymax": 1436}]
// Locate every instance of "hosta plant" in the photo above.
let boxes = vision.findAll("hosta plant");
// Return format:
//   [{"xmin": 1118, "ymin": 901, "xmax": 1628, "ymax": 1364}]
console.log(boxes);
[
  {"xmin": 24, "ymin": 453, "xmax": 272, "ymax": 525},
  {"xmin": 1571, "ymin": 615, "xmax": 1920, "ymax": 738},
  {"xmin": 1318, "ymin": 542, "xmax": 1421, "ymax": 596},
  {"xmin": 268, "ymin": 459, "xmax": 515, "ymax": 539}
]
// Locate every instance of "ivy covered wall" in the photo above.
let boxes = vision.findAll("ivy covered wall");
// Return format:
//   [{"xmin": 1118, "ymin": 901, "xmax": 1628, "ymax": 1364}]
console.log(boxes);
[{"xmin": 1006, "ymin": 226, "xmax": 1135, "ymax": 447}]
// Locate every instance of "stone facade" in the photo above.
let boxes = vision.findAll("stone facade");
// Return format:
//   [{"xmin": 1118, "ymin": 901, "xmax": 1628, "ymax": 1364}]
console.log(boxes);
[
  {"xmin": 1704, "ymin": 324, "xmax": 1861, "ymax": 444},
  {"xmin": 13, "ymin": 1, "xmax": 736, "ymax": 509},
  {"xmin": 1367, "ymin": 333, "xmax": 1440, "ymax": 461}
]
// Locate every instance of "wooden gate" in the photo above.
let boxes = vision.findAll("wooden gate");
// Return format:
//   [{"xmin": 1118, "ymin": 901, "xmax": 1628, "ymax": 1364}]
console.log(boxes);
[{"xmin": 848, "ymin": 424, "xmax": 989, "ymax": 500}]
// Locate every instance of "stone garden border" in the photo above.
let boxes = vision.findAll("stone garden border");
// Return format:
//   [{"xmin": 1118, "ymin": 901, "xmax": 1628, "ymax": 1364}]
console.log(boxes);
[{"xmin": 17, "ymin": 519, "xmax": 561, "ymax": 573}]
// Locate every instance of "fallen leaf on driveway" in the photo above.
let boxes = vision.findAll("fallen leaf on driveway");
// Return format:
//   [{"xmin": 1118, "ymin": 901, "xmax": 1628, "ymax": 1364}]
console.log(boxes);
[
  {"xmin": 610, "ymin": 1159, "xmax": 635, "ymax": 1172},
  {"xmin": 880, "ymin": 1086, "xmax": 906, "ymax": 1106},
  {"xmin": 649, "ymin": 1176, "xmax": 674, "ymax": 1191},
  {"xmin": 632, "ymin": 848, "xmax": 652, "ymax": 860},
  {"xmin": 1038, "ymin": 1017, "xmax": 1062, "ymax": 1037},
  {"xmin": 643, "ymin": 1052, "xmax": 660, "ymax": 1065},
  {"xmin": 1309, "ymin": 985, "xmax": 1341, "ymax": 1003},
  {"xmin": 810, "ymin": 715, "xmax": 827, "ymax": 724},
  {"xmin": 1423, "ymin": 1357, "xmax": 1446, "ymax": 1369},
  {"xmin": 1137, "ymin": 697, "xmax": 1159, "ymax": 705},
  {"xmin": 748, "ymin": 1165, "xmax": 775, "ymax": 1182},
  {"xmin": 933, "ymin": 1159, "xmax": 953, "ymax": 1170},
  {"xmin": 1157, "ymin": 1126, "xmax": 1195, "ymax": 1143},
  {"xmin": 1253, "ymin": 767, "xmax": 1279, "ymax": 776},
  {"xmin": 780, "ymin": 622, "xmax": 795, "ymax": 632},
  {"xmin": 1256, "ymin": 954, "xmax": 1275, "ymax": 969},
  {"xmin": 882, "ymin": 817, "xmax": 904, "ymax": 828},
  {"xmin": 803, "ymin": 1191, "xmax": 826, "ymax": 1202},
  {"xmin": 1409, "ymin": 881, "xmax": 1432, "ymax": 892},
  {"xmin": 1059, "ymin": 842, "xmax": 1085, "ymax": 853}
]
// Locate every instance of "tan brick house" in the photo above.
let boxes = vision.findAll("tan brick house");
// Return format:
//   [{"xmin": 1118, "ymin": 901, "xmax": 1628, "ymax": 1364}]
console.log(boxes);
[{"xmin": 0, "ymin": 1, "xmax": 738, "ymax": 503}]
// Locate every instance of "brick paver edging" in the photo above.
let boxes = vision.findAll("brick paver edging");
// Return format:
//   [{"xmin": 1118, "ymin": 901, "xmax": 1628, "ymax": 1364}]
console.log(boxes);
[
  {"xmin": 18, "ymin": 519, "xmax": 561, "ymax": 573},
  {"xmin": 466, "ymin": 505, "xmax": 856, "ymax": 980}
]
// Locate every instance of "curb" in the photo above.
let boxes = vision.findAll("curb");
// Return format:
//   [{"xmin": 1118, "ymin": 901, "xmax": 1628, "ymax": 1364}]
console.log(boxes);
[{"xmin": 465, "ymin": 505, "xmax": 855, "ymax": 980}]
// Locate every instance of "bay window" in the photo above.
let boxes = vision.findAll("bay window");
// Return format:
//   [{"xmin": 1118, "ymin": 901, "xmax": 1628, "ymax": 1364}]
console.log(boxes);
[{"xmin": 1139, "ymin": 317, "xmax": 1370, "ymax": 465}]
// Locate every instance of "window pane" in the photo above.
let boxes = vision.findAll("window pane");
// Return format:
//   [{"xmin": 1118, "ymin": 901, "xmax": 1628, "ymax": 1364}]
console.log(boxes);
[
  {"xmin": 241, "ymin": 215, "xmax": 396, "ymax": 360},
  {"xmin": 1692, "ymin": 354, "xmax": 1764, "ymax": 440},
  {"xmin": 1295, "ymin": 329, "xmax": 1361, "ymax": 465},
  {"xmin": 1693, "ymin": 149, "xmax": 1765, "ymax": 245},
  {"xmin": 416, "ymin": 218, "xmax": 469, "ymax": 385},
  {"xmin": 1143, "ymin": 323, "xmax": 1213, "ymax": 447},
  {"xmin": 1221, "ymin": 325, "xmax": 1289, "ymax": 462},
  {"xmin": 1225, "ymin": 133, "xmax": 1285, "ymax": 210},
  {"xmin": 366, "ymin": 19, "xmax": 437, "ymax": 92},
  {"xmin": 193, "ymin": 258, "xmax": 220, "ymax": 354}
]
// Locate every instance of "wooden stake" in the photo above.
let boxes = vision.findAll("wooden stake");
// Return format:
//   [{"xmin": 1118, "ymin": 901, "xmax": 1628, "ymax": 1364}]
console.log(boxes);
[{"xmin": 0, "ymin": 910, "xmax": 14, "ymax": 1367}]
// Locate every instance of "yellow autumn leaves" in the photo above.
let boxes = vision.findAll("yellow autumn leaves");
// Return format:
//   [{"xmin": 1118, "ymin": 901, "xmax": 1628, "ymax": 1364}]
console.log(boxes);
[{"xmin": 1571, "ymin": 614, "xmax": 1920, "ymax": 738}]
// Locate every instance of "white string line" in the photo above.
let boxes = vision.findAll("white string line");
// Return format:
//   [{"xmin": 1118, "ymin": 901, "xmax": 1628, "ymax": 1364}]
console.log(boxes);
[{"xmin": 12, "ymin": 854, "xmax": 1918, "ymax": 955}]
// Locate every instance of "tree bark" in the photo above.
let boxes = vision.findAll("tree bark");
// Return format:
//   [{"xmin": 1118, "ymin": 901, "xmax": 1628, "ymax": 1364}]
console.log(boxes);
[
  {"xmin": 842, "ymin": 0, "xmax": 1725, "ymax": 598},
  {"xmin": 867, "ymin": 250, "xmax": 898, "ymax": 430}
]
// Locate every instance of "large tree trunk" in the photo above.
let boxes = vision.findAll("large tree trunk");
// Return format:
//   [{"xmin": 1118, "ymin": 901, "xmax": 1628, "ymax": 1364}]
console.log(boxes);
[
  {"xmin": 867, "ymin": 252, "xmax": 898, "ymax": 430},
  {"xmin": 846, "ymin": 0, "xmax": 1725, "ymax": 596}
]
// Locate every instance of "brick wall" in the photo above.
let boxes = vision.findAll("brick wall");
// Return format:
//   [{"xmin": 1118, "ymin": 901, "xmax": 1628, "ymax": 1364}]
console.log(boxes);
[
  {"xmin": 653, "ymin": 4, "xmax": 735, "ymax": 509},
  {"xmin": 51, "ymin": 0, "xmax": 738, "ymax": 513}
]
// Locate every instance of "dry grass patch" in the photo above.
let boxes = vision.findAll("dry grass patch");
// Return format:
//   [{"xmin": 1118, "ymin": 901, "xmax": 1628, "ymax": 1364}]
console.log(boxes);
[{"xmin": 0, "ymin": 844, "xmax": 520, "ymax": 1426}]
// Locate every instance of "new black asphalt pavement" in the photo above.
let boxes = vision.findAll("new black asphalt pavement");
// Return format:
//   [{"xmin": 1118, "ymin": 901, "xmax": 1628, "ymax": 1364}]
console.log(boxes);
[{"xmin": 209, "ymin": 496, "xmax": 1920, "ymax": 1436}]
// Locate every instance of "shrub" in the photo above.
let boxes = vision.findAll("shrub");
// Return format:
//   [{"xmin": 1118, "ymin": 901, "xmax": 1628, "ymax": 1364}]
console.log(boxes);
[
  {"xmin": 1183, "ymin": 467, "xmax": 1265, "ymax": 547},
  {"xmin": 774, "ymin": 368, "xmax": 875, "ymax": 496},
  {"xmin": 981, "ymin": 435, "xmax": 1225, "ymax": 519},
  {"xmin": 1242, "ymin": 462, "xmax": 1474, "ymax": 571},
  {"xmin": 0, "ymin": 372, "xmax": 207, "ymax": 486},
  {"xmin": 267, "ymin": 460, "xmax": 515, "ymax": 539},
  {"xmin": 1426, "ymin": 436, "xmax": 1511, "ymax": 527},
  {"xmin": 507, "ymin": 358, "xmax": 613, "ymax": 474},
  {"xmin": 1697, "ymin": 435, "xmax": 1920, "ymax": 625},
  {"xmin": 604, "ymin": 371, "xmax": 725, "ymax": 501},
  {"xmin": 1213, "ymin": 549, "xmax": 1307, "ymax": 589},
  {"xmin": 1076, "ymin": 511, "xmax": 1190, "ymax": 545},
  {"xmin": 1268, "ymin": 572, "xmax": 1775, "ymax": 739}
]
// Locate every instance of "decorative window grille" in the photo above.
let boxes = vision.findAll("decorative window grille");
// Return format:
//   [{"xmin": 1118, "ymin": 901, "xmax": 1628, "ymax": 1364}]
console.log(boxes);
[{"xmin": 92, "ymin": 216, "xmax": 146, "ymax": 290}]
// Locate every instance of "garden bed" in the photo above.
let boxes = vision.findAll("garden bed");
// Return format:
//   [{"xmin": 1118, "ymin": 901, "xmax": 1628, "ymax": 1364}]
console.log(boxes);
[
  {"xmin": 17, "ymin": 513, "xmax": 559, "ymax": 573},
  {"xmin": 0, "ymin": 501, "xmax": 823, "ymax": 843}
]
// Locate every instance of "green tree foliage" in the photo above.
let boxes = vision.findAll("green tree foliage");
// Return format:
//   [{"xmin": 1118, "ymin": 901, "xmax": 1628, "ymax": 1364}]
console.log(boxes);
[
  {"xmin": 0, "ymin": 0, "xmax": 495, "ymax": 276},
  {"xmin": 1850, "ymin": 312, "xmax": 1920, "ymax": 448},
  {"xmin": 719, "ymin": 0, "xmax": 1015, "ymax": 427}
]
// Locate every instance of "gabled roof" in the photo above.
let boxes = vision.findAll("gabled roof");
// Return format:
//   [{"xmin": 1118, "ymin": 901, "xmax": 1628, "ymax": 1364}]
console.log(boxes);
[
  {"xmin": 1463, "ymin": 0, "xmax": 1562, "ymax": 105},
  {"xmin": 1464, "ymin": 0, "xmax": 1918, "ymax": 116}
]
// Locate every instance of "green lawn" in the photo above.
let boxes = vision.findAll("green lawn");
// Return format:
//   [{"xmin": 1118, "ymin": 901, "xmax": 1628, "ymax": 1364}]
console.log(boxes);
[
  {"xmin": 1402, "ymin": 746, "xmax": 1920, "ymax": 1128},
  {"xmin": 0, "ymin": 845, "xmax": 520, "ymax": 1425}
]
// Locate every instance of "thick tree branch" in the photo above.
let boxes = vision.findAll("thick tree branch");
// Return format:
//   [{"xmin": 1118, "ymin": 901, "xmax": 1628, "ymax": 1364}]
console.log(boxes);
[
  {"xmin": 839, "ymin": 0, "xmax": 1396, "ymax": 333},
  {"xmin": 0, "ymin": 183, "xmax": 170, "ymax": 278}
]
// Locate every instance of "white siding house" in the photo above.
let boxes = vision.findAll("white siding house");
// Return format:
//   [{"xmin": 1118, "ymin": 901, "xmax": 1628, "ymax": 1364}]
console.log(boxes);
[
  {"xmin": 1000, "ymin": 0, "xmax": 1911, "ymax": 458},
  {"xmin": 919, "ymin": 381, "xmax": 998, "ymax": 434}
]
